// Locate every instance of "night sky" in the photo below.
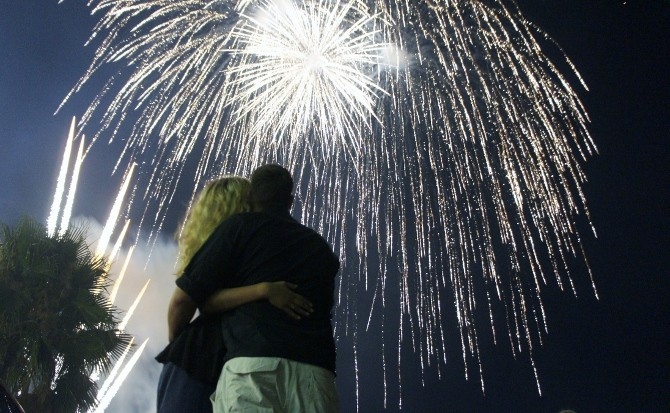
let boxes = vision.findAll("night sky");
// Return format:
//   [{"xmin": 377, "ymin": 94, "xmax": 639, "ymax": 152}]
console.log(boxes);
[{"xmin": 1, "ymin": 1, "xmax": 668, "ymax": 412}]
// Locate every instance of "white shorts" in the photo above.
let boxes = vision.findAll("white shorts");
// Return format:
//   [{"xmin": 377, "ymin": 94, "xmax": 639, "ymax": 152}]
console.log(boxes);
[{"xmin": 212, "ymin": 357, "xmax": 339, "ymax": 413}]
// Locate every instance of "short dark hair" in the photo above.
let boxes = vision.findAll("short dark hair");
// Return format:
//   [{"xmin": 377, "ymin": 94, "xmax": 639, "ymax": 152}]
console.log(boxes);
[{"xmin": 250, "ymin": 164, "xmax": 293, "ymax": 209}]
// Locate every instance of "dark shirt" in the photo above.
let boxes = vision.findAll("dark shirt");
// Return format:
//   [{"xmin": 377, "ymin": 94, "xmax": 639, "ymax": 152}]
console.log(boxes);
[{"xmin": 176, "ymin": 207, "xmax": 339, "ymax": 373}]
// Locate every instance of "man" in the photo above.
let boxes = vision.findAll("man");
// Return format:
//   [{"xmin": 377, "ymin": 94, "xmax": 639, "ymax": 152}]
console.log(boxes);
[{"xmin": 168, "ymin": 164, "xmax": 340, "ymax": 412}]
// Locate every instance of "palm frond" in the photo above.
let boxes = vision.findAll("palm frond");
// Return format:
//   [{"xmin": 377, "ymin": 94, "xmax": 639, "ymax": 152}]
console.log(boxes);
[{"xmin": 0, "ymin": 217, "xmax": 137, "ymax": 411}]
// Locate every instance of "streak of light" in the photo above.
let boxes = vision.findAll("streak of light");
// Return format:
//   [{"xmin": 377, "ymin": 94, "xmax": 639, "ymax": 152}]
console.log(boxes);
[
  {"xmin": 106, "ymin": 219, "xmax": 131, "ymax": 269},
  {"xmin": 58, "ymin": 136, "xmax": 85, "ymax": 236},
  {"xmin": 109, "ymin": 244, "xmax": 135, "ymax": 305},
  {"xmin": 93, "ymin": 338, "xmax": 149, "ymax": 413},
  {"xmin": 95, "ymin": 163, "xmax": 136, "ymax": 258},
  {"xmin": 47, "ymin": 117, "xmax": 76, "ymax": 236},
  {"xmin": 118, "ymin": 279, "xmax": 150, "ymax": 332},
  {"xmin": 90, "ymin": 337, "xmax": 135, "ymax": 411}
]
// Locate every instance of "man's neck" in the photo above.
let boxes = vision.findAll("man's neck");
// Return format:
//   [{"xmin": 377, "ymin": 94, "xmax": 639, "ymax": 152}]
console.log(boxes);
[{"xmin": 252, "ymin": 204, "xmax": 290, "ymax": 214}]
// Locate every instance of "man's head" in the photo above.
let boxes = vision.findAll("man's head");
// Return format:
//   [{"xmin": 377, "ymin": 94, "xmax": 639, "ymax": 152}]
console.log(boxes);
[{"xmin": 250, "ymin": 164, "xmax": 294, "ymax": 211}]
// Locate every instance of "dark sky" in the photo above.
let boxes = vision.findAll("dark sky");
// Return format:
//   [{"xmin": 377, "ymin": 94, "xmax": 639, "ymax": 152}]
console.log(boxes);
[{"xmin": 1, "ymin": 1, "xmax": 668, "ymax": 412}]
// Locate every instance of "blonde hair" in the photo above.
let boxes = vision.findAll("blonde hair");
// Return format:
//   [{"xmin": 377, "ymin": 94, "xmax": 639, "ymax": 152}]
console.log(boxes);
[{"xmin": 175, "ymin": 176, "xmax": 251, "ymax": 275}]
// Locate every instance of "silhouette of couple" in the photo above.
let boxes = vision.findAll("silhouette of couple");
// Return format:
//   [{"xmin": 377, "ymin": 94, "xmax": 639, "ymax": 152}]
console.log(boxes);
[{"xmin": 156, "ymin": 164, "xmax": 339, "ymax": 413}]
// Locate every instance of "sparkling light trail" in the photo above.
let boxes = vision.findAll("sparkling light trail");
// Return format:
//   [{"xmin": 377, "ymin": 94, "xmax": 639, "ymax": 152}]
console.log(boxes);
[
  {"xmin": 109, "ymin": 244, "xmax": 135, "ymax": 305},
  {"xmin": 65, "ymin": 0, "xmax": 598, "ymax": 404},
  {"xmin": 107, "ymin": 219, "xmax": 131, "ymax": 267},
  {"xmin": 95, "ymin": 163, "xmax": 135, "ymax": 258},
  {"xmin": 118, "ymin": 279, "xmax": 151, "ymax": 332},
  {"xmin": 58, "ymin": 136, "xmax": 85, "ymax": 236},
  {"xmin": 46, "ymin": 117, "xmax": 76, "ymax": 236},
  {"xmin": 92, "ymin": 337, "xmax": 135, "ymax": 409},
  {"xmin": 93, "ymin": 338, "xmax": 149, "ymax": 413}
]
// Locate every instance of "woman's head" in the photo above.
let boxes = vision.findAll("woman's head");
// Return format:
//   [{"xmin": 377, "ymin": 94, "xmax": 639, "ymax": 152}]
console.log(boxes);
[{"xmin": 176, "ymin": 176, "xmax": 250, "ymax": 275}]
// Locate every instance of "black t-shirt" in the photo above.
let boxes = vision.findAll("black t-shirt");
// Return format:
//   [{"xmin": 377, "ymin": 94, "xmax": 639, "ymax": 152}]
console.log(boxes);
[{"xmin": 176, "ymin": 208, "xmax": 340, "ymax": 373}]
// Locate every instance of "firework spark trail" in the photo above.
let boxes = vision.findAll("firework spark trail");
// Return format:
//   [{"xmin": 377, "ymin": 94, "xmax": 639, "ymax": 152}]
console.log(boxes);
[
  {"xmin": 66, "ymin": 0, "xmax": 598, "ymax": 404},
  {"xmin": 93, "ymin": 338, "xmax": 149, "ymax": 413},
  {"xmin": 58, "ymin": 136, "xmax": 85, "ymax": 236},
  {"xmin": 47, "ymin": 117, "xmax": 76, "ymax": 236},
  {"xmin": 118, "ymin": 279, "xmax": 151, "ymax": 331},
  {"xmin": 91, "ymin": 337, "xmax": 135, "ymax": 411},
  {"xmin": 107, "ymin": 219, "xmax": 131, "ymax": 266},
  {"xmin": 109, "ymin": 244, "xmax": 135, "ymax": 304},
  {"xmin": 95, "ymin": 163, "xmax": 135, "ymax": 257}
]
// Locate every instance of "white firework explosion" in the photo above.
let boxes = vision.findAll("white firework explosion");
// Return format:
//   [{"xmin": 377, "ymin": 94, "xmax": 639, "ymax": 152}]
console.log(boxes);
[{"xmin": 225, "ymin": 0, "xmax": 391, "ymax": 158}]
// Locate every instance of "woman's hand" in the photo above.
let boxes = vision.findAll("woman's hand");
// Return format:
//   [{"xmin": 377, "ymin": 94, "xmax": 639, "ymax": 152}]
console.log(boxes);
[{"xmin": 263, "ymin": 281, "xmax": 313, "ymax": 319}]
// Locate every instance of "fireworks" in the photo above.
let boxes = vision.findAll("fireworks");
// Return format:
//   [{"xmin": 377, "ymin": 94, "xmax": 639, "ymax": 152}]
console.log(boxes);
[
  {"xmin": 46, "ymin": 122, "xmax": 149, "ymax": 412},
  {"xmin": 64, "ymin": 0, "xmax": 597, "ymax": 404},
  {"xmin": 47, "ymin": 117, "xmax": 76, "ymax": 237},
  {"xmin": 224, "ymin": 0, "xmax": 392, "ymax": 157}
]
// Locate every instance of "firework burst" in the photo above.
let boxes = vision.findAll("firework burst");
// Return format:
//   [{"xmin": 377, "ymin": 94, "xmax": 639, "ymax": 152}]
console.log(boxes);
[
  {"xmin": 225, "ymin": 0, "xmax": 392, "ymax": 158},
  {"xmin": 64, "ymin": 0, "xmax": 598, "ymax": 404}
]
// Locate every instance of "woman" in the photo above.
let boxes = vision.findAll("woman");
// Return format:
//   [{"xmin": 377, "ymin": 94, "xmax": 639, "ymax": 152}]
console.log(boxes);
[{"xmin": 156, "ymin": 176, "xmax": 312, "ymax": 413}]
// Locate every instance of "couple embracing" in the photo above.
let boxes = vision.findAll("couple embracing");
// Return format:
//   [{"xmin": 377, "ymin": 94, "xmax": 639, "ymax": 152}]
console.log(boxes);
[{"xmin": 156, "ymin": 164, "xmax": 339, "ymax": 412}]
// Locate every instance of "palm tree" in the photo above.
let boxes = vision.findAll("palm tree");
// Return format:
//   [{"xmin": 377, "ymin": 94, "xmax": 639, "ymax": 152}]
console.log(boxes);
[{"xmin": 0, "ymin": 217, "xmax": 132, "ymax": 413}]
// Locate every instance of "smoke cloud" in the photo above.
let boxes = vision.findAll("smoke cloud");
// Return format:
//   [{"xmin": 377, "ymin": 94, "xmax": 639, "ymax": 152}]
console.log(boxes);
[{"xmin": 73, "ymin": 216, "xmax": 178, "ymax": 413}]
